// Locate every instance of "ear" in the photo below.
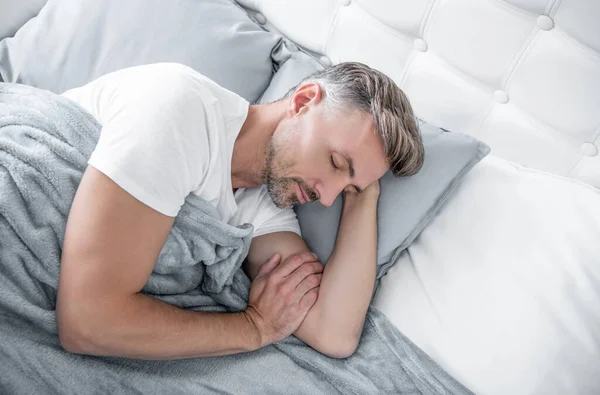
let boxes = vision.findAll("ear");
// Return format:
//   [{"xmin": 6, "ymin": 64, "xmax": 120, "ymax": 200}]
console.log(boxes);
[{"xmin": 288, "ymin": 83, "xmax": 322, "ymax": 115}]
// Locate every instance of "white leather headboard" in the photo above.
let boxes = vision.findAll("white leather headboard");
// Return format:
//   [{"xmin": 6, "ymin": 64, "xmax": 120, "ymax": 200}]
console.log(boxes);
[{"xmin": 237, "ymin": 0, "xmax": 600, "ymax": 188}]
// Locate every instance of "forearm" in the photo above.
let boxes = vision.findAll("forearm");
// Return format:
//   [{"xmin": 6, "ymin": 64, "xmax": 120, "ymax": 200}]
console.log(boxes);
[
  {"xmin": 58, "ymin": 292, "xmax": 260, "ymax": 360},
  {"xmin": 310, "ymin": 194, "xmax": 378, "ymax": 341}
]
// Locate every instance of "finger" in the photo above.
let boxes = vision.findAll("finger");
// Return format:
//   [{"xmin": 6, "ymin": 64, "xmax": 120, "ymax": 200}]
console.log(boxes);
[
  {"xmin": 299, "ymin": 287, "xmax": 319, "ymax": 311},
  {"xmin": 274, "ymin": 251, "xmax": 318, "ymax": 278},
  {"xmin": 295, "ymin": 259, "xmax": 324, "ymax": 275},
  {"xmin": 286, "ymin": 261, "xmax": 323, "ymax": 288},
  {"xmin": 294, "ymin": 273, "xmax": 322, "ymax": 301},
  {"xmin": 311, "ymin": 260, "xmax": 324, "ymax": 273},
  {"xmin": 255, "ymin": 253, "xmax": 281, "ymax": 279},
  {"xmin": 343, "ymin": 185, "xmax": 359, "ymax": 193}
]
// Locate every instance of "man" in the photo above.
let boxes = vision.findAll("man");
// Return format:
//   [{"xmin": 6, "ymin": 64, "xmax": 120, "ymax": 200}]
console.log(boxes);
[{"xmin": 56, "ymin": 61, "xmax": 424, "ymax": 360}]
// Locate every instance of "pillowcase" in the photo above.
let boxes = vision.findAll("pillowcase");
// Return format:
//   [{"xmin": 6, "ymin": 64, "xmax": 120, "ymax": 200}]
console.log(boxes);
[
  {"xmin": 258, "ymin": 40, "xmax": 324, "ymax": 103},
  {"xmin": 260, "ymin": 48, "xmax": 490, "ymax": 279},
  {"xmin": 0, "ymin": 0, "xmax": 47, "ymax": 41},
  {"xmin": 0, "ymin": 0, "xmax": 280, "ymax": 103}
]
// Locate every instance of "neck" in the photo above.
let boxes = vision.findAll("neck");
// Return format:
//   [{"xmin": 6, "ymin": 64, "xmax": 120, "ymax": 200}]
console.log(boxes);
[{"xmin": 231, "ymin": 100, "xmax": 287, "ymax": 189}]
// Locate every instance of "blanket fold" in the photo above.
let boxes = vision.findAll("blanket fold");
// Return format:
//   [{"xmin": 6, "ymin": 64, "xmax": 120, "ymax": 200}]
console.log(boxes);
[{"xmin": 0, "ymin": 82, "xmax": 472, "ymax": 395}]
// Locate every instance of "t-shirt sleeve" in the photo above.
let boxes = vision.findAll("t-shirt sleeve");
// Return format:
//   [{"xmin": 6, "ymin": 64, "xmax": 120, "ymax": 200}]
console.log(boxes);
[
  {"xmin": 86, "ymin": 68, "xmax": 210, "ymax": 217},
  {"xmin": 251, "ymin": 186, "xmax": 302, "ymax": 238}
]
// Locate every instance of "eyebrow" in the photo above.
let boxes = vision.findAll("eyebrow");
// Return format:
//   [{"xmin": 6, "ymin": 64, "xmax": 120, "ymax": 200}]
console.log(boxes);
[
  {"xmin": 338, "ymin": 152, "xmax": 354, "ymax": 177},
  {"xmin": 341, "ymin": 152, "xmax": 362, "ymax": 192}
]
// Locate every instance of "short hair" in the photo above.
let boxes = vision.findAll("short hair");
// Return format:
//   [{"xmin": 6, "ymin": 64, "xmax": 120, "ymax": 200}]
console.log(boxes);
[{"xmin": 284, "ymin": 62, "xmax": 424, "ymax": 177}]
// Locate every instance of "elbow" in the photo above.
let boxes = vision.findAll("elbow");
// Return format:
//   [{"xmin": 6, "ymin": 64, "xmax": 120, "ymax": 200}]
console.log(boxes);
[
  {"xmin": 313, "ymin": 333, "xmax": 360, "ymax": 359},
  {"xmin": 300, "ymin": 309, "xmax": 364, "ymax": 358},
  {"xmin": 58, "ymin": 328, "xmax": 87, "ymax": 354},
  {"xmin": 57, "ymin": 320, "xmax": 89, "ymax": 354},
  {"xmin": 56, "ymin": 299, "xmax": 98, "ymax": 355},
  {"xmin": 324, "ymin": 344, "xmax": 359, "ymax": 360}
]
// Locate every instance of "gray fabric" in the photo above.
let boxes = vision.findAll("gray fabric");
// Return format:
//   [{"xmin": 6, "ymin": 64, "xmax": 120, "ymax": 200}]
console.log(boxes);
[
  {"xmin": 259, "ymin": 53, "xmax": 490, "ymax": 279},
  {"xmin": 258, "ymin": 40, "xmax": 325, "ymax": 104},
  {"xmin": 0, "ymin": 0, "xmax": 279, "ymax": 103},
  {"xmin": 0, "ymin": 0, "xmax": 47, "ymax": 40},
  {"xmin": 0, "ymin": 83, "xmax": 473, "ymax": 395}
]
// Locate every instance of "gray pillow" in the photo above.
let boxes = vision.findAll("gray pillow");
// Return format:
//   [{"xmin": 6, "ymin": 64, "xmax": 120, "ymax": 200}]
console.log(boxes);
[
  {"xmin": 0, "ymin": 0, "xmax": 279, "ymax": 102},
  {"xmin": 296, "ymin": 123, "xmax": 490, "ymax": 279},
  {"xmin": 0, "ymin": 0, "xmax": 47, "ymax": 41},
  {"xmin": 258, "ymin": 40, "xmax": 325, "ymax": 103},
  {"xmin": 261, "ymin": 50, "xmax": 490, "ymax": 279}
]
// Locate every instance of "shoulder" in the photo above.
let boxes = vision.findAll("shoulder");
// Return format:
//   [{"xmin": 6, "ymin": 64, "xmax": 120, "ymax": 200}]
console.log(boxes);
[
  {"xmin": 81, "ymin": 63, "xmax": 216, "ymax": 103},
  {"xmin": 131, "ymin": 63, "xmax": 249, "ymax": 121},
  {"xmin": 63, "ymin": 63, "xmax": 211, "ymax": 119},
  {"xmin": 130, "ymin": 63, "xmax": 213, "ymax": 102}
]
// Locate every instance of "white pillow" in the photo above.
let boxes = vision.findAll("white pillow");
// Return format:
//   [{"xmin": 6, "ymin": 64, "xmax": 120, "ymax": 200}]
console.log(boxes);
[{"xmin": 373, "ymin": 155, "xmax": 600, "ymax": 395}]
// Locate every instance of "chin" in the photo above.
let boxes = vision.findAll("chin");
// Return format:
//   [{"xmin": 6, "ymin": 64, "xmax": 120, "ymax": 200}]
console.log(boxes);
[
  {"xmin": 278, "ymin": 198, "xmax": 299, "ymax": 209},
  {"xmin": 269, "ymin": 191, "xmax": 298, "ymax": 209},
  {"xmin": 273, "ymin": 201, "xmax": 292, "ymax": 209}
]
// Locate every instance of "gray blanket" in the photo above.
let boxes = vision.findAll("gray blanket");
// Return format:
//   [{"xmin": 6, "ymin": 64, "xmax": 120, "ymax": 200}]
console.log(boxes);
[{"xmin": 0, "ymin": 83, "xmax": 473, "ymax": 395}]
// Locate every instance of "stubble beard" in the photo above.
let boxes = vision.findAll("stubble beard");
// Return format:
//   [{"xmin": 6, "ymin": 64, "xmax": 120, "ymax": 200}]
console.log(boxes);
[{"xmin": 262, "ymin": 138, "xmax": 298, "ymax": 209}]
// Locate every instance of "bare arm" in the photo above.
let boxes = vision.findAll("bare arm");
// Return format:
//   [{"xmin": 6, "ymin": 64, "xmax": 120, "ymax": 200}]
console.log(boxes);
[
  {"xmin": 245, "ymin": 182, "xmax": 380, "ymax": 358},
  {"xmin": 57, "ymin": 167, "xmax": 316, "ymax": 360}
]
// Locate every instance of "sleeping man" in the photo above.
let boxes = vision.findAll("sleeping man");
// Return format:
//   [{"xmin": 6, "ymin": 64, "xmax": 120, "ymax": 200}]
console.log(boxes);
[{"xmin": 56, "ymin": 61, "xmax": 424, "ymax": 360}]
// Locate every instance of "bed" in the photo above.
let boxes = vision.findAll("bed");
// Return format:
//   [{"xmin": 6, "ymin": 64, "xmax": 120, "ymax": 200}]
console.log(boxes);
[{"xmin": 1, "ymin": 0, "xmax": 599, "ymax": 394}]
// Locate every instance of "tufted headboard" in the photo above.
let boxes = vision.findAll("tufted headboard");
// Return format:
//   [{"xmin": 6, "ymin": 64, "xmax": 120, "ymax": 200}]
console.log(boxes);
[{"xmin": 237, "ymin": 0, "xmax": 600, "ymax": 188}]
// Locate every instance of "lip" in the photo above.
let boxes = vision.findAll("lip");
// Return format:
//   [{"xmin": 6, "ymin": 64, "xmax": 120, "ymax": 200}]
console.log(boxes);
[
  {"xmin": 302, "ymin": 185, "xmax": 313, "ymax": 203},
  {"xmin": 296, "ymin": 182, "xmax": 308, "ymax": 204}
]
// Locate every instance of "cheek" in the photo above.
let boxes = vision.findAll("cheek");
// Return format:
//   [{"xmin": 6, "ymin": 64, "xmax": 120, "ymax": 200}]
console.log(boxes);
[
  {"xmin": 285, "ymin": 133, "xmax": 315, "ymax": 175},
  {"xmin": 296, "ymin": 126, "xmax": 315, "ymax": 154},
  {"xmin": 286, "ymin": 116, "xmax": 331, "ymax": 179}
]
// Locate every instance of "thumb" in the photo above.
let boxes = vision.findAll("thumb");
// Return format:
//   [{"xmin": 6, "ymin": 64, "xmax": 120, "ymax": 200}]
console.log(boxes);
[{"xmin": 255, "ymin": 253, "xmax": 281, "ymax": 279}]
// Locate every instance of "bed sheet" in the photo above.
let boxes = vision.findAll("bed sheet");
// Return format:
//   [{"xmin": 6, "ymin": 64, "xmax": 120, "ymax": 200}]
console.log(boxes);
[{"xmin": 374, "ymin": 155, "xmax": 600, "ymax": 394}]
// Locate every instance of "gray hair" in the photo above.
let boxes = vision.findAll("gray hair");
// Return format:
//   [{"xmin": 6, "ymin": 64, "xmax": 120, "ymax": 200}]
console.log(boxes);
[{"xmin": 284, "ymin": 62, "xmax": 424, "ymax": 177}]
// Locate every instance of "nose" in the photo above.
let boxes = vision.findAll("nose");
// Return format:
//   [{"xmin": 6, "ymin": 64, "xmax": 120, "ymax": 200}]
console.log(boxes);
[{"xmin": 316, "ymin": 180, "xmax": 346, "ymax": 207}]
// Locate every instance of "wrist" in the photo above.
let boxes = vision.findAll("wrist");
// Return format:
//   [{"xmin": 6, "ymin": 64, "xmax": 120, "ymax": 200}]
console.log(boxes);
[
  {"xmin": 241, "ymin": 308, "xmax": 269, "ymax": 350},
  {"xmin": 343, "ymin": 192, "xmax": 379, "ymax": 211}
]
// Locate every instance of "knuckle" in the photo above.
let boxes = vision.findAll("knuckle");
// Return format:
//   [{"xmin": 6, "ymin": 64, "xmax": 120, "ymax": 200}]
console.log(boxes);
[
  {"xmin": 278, "ymin": 283, "xmax": 293, "ymax": 297},
  {"xmin": 284, "ymin": 293, "xmax": 295, "ymax": 305},
  {"xmin": 290, "ymin": 255, "xmax": 302, "ymax": 265},
  {"xmin": 265, "ymin": 274, "xmax": 278, "ymax": 286},
  {"xmin": 301, "ymin": 262, "xmax": 315, "ymax": 273},
  {"xmin": 274, "ymin": 282, "xmax": 285, "ymax": 294}
]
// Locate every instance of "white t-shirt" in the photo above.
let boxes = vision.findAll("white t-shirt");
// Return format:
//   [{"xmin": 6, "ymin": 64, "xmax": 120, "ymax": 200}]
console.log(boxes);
[{"xmin": 63, "ymin": 63, "xmax": 300, "ymax": 238}]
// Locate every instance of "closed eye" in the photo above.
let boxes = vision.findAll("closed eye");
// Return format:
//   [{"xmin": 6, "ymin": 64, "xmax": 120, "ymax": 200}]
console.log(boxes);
[{"xmin": 330, "ymin": 155, "xmax": 339, "ymax": 170}]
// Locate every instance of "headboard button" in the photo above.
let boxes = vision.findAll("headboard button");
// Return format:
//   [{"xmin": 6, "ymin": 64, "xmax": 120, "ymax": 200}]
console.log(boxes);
[
  {"xmin": 414, "ymin": 38, "xmax": 428, "ymax": 52},
  {"xmin": 320, "ymin": 56, "xmax": 332, "ymax": 66},
  {"xmin": 286, "ymin": 41, "xmax": 298, "ymax": 52},
  {"xmin": 254, "ymin": 13, "xmax": 266, "ymax": 25},
  {"xmin": 581, "ymin": 143, "xmax": 598, "ymax": 157},
  {"xmin": 537, "ymin": 15, "xmax": 554, "ymax": 31},
  {"xmin": 494, "ymin": 90, "xmax": 509, "ymax": 104}
]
